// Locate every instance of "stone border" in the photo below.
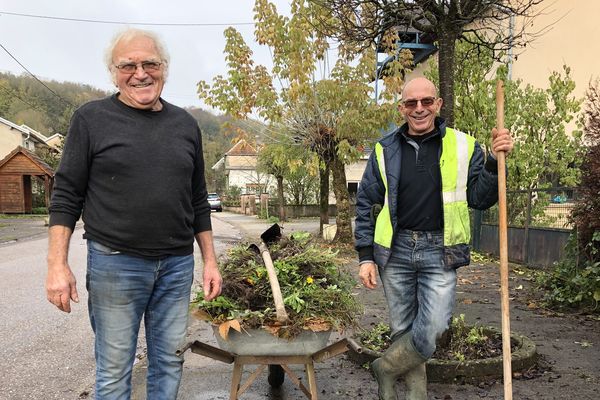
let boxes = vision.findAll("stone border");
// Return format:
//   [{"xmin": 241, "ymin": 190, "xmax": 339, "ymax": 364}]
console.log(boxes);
[{"xmin": 347, "ymin": 327, "xmax": 537, "ymax": 383}]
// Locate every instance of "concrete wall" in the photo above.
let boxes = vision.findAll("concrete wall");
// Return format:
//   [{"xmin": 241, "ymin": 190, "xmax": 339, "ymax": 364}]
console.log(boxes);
[
  {"xmin": 345, "ymin": 158, "xmax": 368, "ymax": 183},
  {"xmin": 0, "ymin": 125, "xmax": 22, "ymax": 160},
  {"xmin": 224, "ymin": 204, "xmax": 346, "ymax": 219},
  {"xmin": 225, "ymin": 154, "xmax": 256, "ymax": 169},
  {"xmin": 511, "ymin": 0, "xmax": 600, "ymax": 102},
  {"xmin": 227, "ymin": 169, "xmax": 274, "ymax": 194}
]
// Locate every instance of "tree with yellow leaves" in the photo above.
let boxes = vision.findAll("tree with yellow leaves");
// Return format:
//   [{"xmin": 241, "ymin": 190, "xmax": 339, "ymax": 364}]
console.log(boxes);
[{"xmin": 198, "ymin": 0, "xmax": 412, "ymax": 242}]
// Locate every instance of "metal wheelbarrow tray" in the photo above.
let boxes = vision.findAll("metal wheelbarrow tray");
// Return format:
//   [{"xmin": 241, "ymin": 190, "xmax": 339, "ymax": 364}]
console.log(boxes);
[
  {"xmin": 212, "ymin": 325, "xmax": 332, "ymax": 356},
  {"xmin": 178, "ymin": 330, "xmax": 362, "ymax": 400},
  {"xmin": 178, "ymin": 224, "xmax": 363, "ymax": 399}
]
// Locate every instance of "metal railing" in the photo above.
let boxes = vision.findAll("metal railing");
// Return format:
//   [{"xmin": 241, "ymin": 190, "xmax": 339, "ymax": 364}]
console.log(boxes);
[{"xmin": 481, "ymin": 187, "xmax": 577, "ymax": 229}]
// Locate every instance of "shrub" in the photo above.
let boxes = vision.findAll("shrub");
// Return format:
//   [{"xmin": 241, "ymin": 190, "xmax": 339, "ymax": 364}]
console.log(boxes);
[
  {"xmin": 535, "ymin": 80, "xmax": 600, "ymax": 313},
  {"xmin": 571, "ymin": 79, "xmax": 600, "ymax": 260},
  {"xmin": 536, "ymin": 232, "xmax": 600, "ymax": 311},
  {"xmin": 357, "ymin": 314, "xmax": 510, "ymax": 362}
]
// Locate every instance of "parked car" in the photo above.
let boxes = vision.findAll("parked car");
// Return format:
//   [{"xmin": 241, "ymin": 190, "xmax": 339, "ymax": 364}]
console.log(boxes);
[{"xmin": 207, "ymin": 193, "xmax": 222, "ymax": 212}]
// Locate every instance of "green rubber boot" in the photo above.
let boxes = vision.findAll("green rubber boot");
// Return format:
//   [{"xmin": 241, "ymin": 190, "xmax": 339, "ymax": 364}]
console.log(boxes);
[
  {"xmin": 404, "ymin": 362, "xmax": 427, "ymax": 400},
  {"xmin": 371, "ymin": 333, "xmax": 427, "ymax": 400}
]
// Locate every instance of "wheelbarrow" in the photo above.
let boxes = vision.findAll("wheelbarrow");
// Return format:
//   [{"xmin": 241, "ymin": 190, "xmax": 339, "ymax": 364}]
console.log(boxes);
[{"xmin": 178, "ymin": 224, "xmax": 363, "ymax": 399}]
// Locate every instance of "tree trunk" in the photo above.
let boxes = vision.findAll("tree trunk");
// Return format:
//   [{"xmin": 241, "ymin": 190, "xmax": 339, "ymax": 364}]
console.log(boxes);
[
  {"xmin": 437, "ymin": 31, "xmax": 458, "ymax": 127},
  {"xmin": 319, "ymin": 163, "xmax": 330, "ymax": 234},
  {"xmin": 331, "ymin": 155, "xmax": 353, "ymax": 243},
  {"xmin": 277, "ymin": 175, "xmax": 286, "ymax": 222}
]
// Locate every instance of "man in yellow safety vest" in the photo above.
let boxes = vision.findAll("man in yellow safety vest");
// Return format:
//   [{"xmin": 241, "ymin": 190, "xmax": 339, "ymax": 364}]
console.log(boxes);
[{"xmin": 354, "ymin": 77, "xmax": 513, "ymax": 400}]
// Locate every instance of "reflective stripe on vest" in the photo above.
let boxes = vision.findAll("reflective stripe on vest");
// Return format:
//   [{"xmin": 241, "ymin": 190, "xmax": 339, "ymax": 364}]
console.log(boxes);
[
  {"xmin": 373, "ymin": 142, "xmax": 393, "ymax": 246},
  {"xmin": 373, "ymin": 128, "xmax": 475, "ymax": 249}
]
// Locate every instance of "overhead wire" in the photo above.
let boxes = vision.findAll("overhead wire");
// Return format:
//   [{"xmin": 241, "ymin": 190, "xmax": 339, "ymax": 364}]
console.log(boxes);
[
  {"xmin": 0, "ymin": 11, "xmax": 271, "ymax": 113},
  {"xmin": 0, "ymin": 11, "xmax": 255, "ymax": 27},
  {"xmin": 234, "ymin": 117, "xmax": 300, "ymax": 146},
  {"xmin": 0, "ymin": 43, "xmax": 76, "ymax": 109},
  {"xmin": 0, "ymin": 9, "xmax": 337, "ymax": 145}
]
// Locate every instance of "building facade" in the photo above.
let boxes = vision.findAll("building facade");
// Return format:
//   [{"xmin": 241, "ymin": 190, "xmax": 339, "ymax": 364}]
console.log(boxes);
[
  {"xmin": 212, "ymin": 139, "xmax": 274, "ymax": 195},
  {"xmin": 0, "ymin": 116, "xmax": 62, "ymax": 159}
]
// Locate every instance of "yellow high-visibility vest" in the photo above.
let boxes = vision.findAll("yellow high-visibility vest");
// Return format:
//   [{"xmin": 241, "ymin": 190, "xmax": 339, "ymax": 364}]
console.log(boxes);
[{"xmin": 373, "ymin": 128, "xmax": 476, "ymax": 248}]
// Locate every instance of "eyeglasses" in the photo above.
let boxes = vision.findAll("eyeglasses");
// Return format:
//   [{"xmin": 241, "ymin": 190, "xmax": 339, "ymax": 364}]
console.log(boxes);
[
  {"xmin": 114, "ymin": 61, "xmax": 163, "ymax": 74},
  {"xmin": 402, "ymin": 97, "xmax": 437, "ymax": 109}
]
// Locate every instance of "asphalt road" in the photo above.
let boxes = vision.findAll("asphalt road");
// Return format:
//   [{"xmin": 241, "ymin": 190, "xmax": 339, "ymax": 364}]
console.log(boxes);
[
  {"xmin": 6, "ymin": 213, "xmax": 598, "ymax": 399},
  {"xmin": 0, "ymin": 214, "xmax": 242, "ymax": 400},
  {"xmin": 0, "ymin": 227, "xmax": 94, "ymax": 399}
]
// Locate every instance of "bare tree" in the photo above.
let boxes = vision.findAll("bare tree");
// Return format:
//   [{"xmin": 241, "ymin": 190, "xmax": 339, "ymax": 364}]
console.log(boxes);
[
  {"xmin": 284, "ymin": 98, "xmax": 347, "ymax": 238},
  {"xmin": 310, "ymin": 0, "xmax": 547, "ymax": 126}
]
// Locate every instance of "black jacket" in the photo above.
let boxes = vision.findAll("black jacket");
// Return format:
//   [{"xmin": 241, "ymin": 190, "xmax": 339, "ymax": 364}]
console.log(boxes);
[{"xmin": 354, "ymin": 118, "xmax": 500, "ymax": 268}]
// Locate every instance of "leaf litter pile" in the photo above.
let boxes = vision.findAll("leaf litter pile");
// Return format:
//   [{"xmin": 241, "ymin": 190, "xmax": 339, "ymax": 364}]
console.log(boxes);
[
  {"xmin": 193, "ymin": 233, "xmax": 362, "ymax": 339},
  {"xmin": 359, "ymin": 315, "xmax": 518, "ymax": 362}
]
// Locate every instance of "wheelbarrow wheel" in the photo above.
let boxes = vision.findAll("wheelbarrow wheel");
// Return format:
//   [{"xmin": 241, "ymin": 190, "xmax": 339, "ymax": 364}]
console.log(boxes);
[{"xmin": 268, "ymin": 364, "xmax": 285, "ymax": 388}]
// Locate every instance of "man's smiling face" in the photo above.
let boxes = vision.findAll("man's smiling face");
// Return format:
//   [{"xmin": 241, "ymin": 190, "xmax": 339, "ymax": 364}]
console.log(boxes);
[
  {"xmin": 112, "ymin": 36, "xmax": 165, "ymax": 111},
  {"xmin": 399, "ymin": 77, "xmax": 443, "ymax": 135}
]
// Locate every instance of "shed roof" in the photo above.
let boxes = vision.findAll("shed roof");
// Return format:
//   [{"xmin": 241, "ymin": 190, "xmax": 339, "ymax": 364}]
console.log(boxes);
[{"xmin": 0, "ymin": 146, "xmax": 55, "ymax": 176}]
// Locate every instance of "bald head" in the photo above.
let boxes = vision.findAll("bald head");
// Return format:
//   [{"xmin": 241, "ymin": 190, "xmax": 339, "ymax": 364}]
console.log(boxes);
[
  {"xmin": 399, "ymin": 77, "xmax": 442, "ymax": 135},
  {"xmin": 401, "ymin": 77, "xmax": 438, "ymax": 99}
]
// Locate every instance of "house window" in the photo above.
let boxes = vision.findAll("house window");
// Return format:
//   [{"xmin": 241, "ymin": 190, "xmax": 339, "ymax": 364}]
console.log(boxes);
[
  {"xmin": 24, "ymin": 140, "xmax": 35, "ymax": 151},
  {"xmin": 348, "ymin": 182, "xmax": 358, "ymax": 204}
]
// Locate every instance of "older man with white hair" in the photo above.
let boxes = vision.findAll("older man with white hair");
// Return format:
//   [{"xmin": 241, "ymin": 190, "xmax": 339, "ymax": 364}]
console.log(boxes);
[{"xmin": 45, "ymin": 28, "xmax": 222, "ymax": 399}]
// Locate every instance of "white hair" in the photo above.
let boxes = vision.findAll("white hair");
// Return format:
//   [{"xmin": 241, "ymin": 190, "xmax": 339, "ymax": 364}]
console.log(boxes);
[{"xmin": 104, "ymin": 28, "xmax": 170, "ymax": 85}]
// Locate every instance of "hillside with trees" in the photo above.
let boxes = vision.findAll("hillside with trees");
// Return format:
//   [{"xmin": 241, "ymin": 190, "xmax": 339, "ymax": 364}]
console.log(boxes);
[
  {"xmin": 0, "ymin": 72, "xmax": 109, "ymax": 135},
  {"xmin": 0, "ymin": 72, "xmax": 242, "ymax": 192}
]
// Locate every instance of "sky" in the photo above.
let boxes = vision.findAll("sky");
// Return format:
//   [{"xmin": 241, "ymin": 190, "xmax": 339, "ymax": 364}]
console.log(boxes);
[{"xmin": 0, "ymin": 0, "xmax": 292, "ymax": 113}]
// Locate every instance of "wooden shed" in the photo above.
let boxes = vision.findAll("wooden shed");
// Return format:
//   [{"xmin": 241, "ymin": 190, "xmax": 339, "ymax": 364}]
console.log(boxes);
[{"xmin": 0, "ymin": 146, "xmax": 55, "ymax": 214}]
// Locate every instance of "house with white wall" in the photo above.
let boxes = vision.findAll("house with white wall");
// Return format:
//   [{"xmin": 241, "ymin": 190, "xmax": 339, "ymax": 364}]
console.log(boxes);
[
  {"xmin": 0, "ymin": 116, "xmax": 62, "ymax": 159},
  {"xmin": 213, "ymin": 138, "xmax": 370, "ymax": 204},
  {"xmin": 212, "ymin": 139, "xmax": 274, "ymax": 195}
]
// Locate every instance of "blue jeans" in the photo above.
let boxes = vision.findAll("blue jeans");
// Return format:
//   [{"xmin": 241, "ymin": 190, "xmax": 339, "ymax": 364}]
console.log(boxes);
[
  {"xmin": 86, "ymin": 240, "xmax": 194, "ymax": 400},
  {"xmin": 378, "ymin": 230, "xmax": 457, "ymax": 359}
]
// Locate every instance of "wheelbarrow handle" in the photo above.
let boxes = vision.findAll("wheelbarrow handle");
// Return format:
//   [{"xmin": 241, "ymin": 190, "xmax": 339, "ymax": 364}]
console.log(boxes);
[{"xmin": 258, "ymin": 241, "xmax": 289, "ymax": 323}]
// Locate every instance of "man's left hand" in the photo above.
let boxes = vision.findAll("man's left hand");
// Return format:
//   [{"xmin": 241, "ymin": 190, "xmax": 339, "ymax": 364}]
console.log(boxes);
[
  {"xmin": 202, "ymin": 261, "xmax": 222, "ymax": 301},
  {"xmin": 491, "ymin": 128, "xmax": 514, "ymax": 157}
]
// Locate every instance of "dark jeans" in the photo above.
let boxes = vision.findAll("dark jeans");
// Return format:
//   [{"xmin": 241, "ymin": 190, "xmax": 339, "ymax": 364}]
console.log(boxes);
[{"xmin": 379, "ymin": 230, "xmax": 457, "ymax": 358}]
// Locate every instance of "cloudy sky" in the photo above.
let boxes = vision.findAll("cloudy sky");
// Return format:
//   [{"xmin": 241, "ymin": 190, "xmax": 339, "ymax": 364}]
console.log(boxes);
[{"xmin": 0, "ymin": 0, "xmax": 291, "ymax": 112}]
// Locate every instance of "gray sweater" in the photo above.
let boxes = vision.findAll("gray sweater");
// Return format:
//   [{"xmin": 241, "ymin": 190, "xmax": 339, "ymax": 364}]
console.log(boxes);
[{"xmin": 49, "ymin": 94, "xmax": 212, "ymax": 259}]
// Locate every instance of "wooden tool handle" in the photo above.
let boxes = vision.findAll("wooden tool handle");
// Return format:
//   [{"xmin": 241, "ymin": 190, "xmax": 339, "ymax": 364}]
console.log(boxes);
[
  {"xmin": 258, "ymin": 241, "xmax": 289, "ymax": 323},
  {"xmin": 496, "ymin": 79, "xmax": 513, "ymax": 399}
]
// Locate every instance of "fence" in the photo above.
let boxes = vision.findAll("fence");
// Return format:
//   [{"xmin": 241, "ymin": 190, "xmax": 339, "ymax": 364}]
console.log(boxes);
[
  {"xmin": 224, "ymin": 188, "xmax": 577, "ymax": 268},
  {"xmin": 472, "ymin": 187, "xmax": 577, "ymax": 268}
]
